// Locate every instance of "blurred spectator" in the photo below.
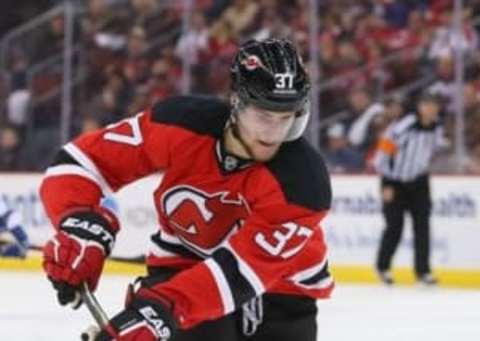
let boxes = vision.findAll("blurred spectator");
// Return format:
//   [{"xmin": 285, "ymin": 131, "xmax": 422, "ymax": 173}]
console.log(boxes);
[
  {"xmin": 287, "ymin": 0, "xmax": 310, "ymax": 33},
  {"xmin": 383, "ymin": 96, "xmax": 404, "ymax": 123},
  {"xmin": 430, "ymin": 112, "xmax": 457, "ymax": 173},
  {"xmin": 373, "ymin": 0, "xmax": 428, "ymax": 28},
  {"xmin": 6, "ymin": 57, "xmax": 30, "ymax": 129},
  {"xmin": 347, "ymin": 101, "xmax": 385, "ymax": 150},
  {"xmin": 251, "ymin": 9, "xmax": 292, "ymax": 41},
  {"xmin": 82, "ymin": 0, "xmax": 113, "ymax": 41},
  {"xmin": 157, "ymin": 46, "xmax": 183, "ymax": 92},
  {"xmin": 465, "ymin": 143, "xmax": 480, "ymax": 174},
  {"xmin": 220, "ymin": 0, "xmax": 259, "ymax": 37},
  {"xmin": 80, "ymin": 116, "xmax": 101, "ymax": 134},
  {"xmin": 206, "ymin": 19, "xmax": 238, "ymax": 94},
  {"xmin": 426, "ymin": 54, "xmax": 455, "ymax": 108},
  {"xmin": 128, "ymin": 0, "xmax": 174, "ymax": 42},
  {"xmin": 463, "ymin": 83, "xmax": 480, "ymax": 149},
  {"xmin": 175, "ymin": 11, "xmax": 209, "ymax": 65},
  {"xmin": 122, "ymin": 26, "xmax": 151, "ymax": 85},
  {"xmin": 333, "ymin": 39, "xmax": 364, "ymax": 76},
  {"xmin": 364, "ymin": 96, "xmax": 405, "ymax": 170},
  {"xmin": 32, "ymin": 14, "xmax": 65, "ymax": 63},
  {"xmin": 148, "ymin": 59, "xmax": 175, "ymax": 103},
  {"xmin": 128, "ymin": 84, "xmax": 151, "ymax": 116},
  {"xmin": 324, "ymin": 122, "xmax": 364, "ymax": 173},
  {"xmin": 97, "ymin": 66, "xmax": 132, "ymax": 124},
  {"xmin": 0, "ymin": 200, "xmax": 29, "ymax": 258},
  {"xmin": 318, "ymin": 30, "xmax": 338, "ymax": 73},
  {"xmin": 92, "ymin": 22, "xmax": 129, "ymax": 52},
  {"xmin": 0, "ymin": 126, "xmax": 24, "ymax": 171},
  {"xmin": 428, "ymin": 9, "xmax": 478, "ymax": 60},
  {"xmin": 347, "ymin": 87, "xmax": 373, "ymax": 122}
]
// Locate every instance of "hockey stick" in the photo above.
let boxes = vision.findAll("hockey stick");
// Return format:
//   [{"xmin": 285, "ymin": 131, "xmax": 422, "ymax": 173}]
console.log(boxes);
[{"xmin": 79, "ymin": 282, "xmax": 109, "ymax": 341}]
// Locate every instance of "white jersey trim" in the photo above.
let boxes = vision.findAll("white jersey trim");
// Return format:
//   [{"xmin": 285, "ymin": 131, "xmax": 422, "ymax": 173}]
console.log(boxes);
[
  {"xmin": 148, "ymin": 239, "xmax": 180, "ymax": 258},
  {"xmin": 45, "ymin": 165, "xmax": 105, "ymax": 192},
  {"xmin": 288, "ymin": 255, "xmax": 333, "ymax": 290},
  {"xmin": 119, "ymin": 320, "xmax": 153, "ymax": 337},
  {"xmin": 64, "ymin": 142, "xmax": 113, "ymax": 194},
  {"xmin": 295, "ymin": 276, "xmax": 334, "ymax": 290},
  {"xmin": 158, "ymin": 231, "xmax": 183, "ymax": 245},
  {"xmin": 289, "ymin": 256, "xmax": 328, "ymax": 283},
  {"xmin": 205, "ymin": 258, "xmax": 235, "ymax": 315}
]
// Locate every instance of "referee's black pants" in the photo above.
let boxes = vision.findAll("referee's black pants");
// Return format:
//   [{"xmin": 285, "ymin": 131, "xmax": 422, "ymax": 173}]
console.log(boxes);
[{"xmin": 376, "ymin": 174, "xmax": 432, "ymax": 277}]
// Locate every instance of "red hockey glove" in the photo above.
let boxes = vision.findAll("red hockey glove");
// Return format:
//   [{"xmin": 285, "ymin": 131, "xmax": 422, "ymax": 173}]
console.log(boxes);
[
  {"xmin": 94, "ymin": 296, "xmax": 177, "ymax": 341},
  {"xmin": 43, "ymin": 207, "xmax": 119, "ymax": 307}
]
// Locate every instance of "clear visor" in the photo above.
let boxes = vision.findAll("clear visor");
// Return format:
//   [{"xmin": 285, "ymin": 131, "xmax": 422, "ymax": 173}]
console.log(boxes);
[{"xmin": 238, "ymin": 105, "xmax": 295, "ymax": 143}]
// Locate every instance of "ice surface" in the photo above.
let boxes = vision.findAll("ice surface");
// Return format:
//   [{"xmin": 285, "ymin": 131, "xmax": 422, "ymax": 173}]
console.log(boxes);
[{"xmin": 1, "ymin": 272, "xmax": 479, "ymax": 340}]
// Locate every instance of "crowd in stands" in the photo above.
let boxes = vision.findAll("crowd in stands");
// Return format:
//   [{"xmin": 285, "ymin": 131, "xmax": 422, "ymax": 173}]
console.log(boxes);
[{"xmin": 2, "ymin": 0, "xmax": 480, "ymax": 174}]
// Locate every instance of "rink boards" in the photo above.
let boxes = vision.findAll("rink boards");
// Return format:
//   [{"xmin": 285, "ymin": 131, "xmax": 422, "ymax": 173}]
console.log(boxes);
[{"xmin": 1, "ymin": 173, "xmax": 479, "ymax": 288}]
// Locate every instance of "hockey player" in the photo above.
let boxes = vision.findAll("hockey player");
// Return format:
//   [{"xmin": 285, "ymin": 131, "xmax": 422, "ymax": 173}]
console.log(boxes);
[
  {"xmin": 40, "ymin": 39, "xmax": 334, "ymax": 341},
  {"xmin": 0, "ymin": 199, "xmax": 29, "ymax": 258}
]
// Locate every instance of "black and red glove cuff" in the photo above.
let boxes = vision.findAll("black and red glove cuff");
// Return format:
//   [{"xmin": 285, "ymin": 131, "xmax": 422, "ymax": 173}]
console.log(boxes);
[
  {"xmin": 58, "ymin": 207, "xmax": 119, "ymax": 255},
  {"xmin": 101, "ymin": 297, "xmax": 177, "ymax": 340}
]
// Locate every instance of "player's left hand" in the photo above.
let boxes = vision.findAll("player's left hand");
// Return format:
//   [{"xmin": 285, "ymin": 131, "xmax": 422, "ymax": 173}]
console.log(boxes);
[{"xmin": 94, "ymin": 295, "xmax": 177, "ymax": 341}]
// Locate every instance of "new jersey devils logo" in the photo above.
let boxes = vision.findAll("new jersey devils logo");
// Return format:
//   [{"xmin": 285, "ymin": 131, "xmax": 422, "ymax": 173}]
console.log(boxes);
[
  {"xmin": 242, "ymin": 55, "xmax": 263, "ymax": 71},
  {"xmin": 161, "ymin": 186, "xmax": 250, "ymax": 253}
]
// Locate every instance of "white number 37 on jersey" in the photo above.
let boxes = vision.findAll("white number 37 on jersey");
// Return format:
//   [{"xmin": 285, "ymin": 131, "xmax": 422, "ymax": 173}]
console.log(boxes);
[{"xmin": 255, "ymin": 222, "xmax": 313, "ymax": 259}]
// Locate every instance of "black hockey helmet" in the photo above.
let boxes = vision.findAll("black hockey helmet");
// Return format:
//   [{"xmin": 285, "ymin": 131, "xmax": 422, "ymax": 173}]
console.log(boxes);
[{"xmin": 230, "ymin": 38, "xmax": 311, "ymax": 140}]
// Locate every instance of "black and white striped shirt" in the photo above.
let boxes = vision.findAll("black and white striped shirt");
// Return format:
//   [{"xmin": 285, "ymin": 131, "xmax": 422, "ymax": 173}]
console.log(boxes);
[{"xmin": 374, "ymin": 114, "xmax": 445, "ymax": 182}]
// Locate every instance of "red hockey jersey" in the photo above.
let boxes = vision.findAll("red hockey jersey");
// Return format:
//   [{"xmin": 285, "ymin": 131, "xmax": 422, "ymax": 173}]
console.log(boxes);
[{"xmin": 40, "ymin": 96, "xmax": 334, "ymax": 329}]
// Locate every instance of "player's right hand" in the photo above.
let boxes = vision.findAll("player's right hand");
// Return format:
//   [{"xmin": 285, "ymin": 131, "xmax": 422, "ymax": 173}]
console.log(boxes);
[{"xmin": 43, "ymin": 207, "xmax": 119, "ymax": 307}]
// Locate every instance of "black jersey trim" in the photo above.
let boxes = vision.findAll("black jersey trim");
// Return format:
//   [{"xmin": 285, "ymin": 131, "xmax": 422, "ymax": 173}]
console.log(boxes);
[
  {"xmin": 212, "ymin": 247, "xmax": 257, "ymax": 308},
  {"xmin": 151, "ymin": 233, "xmax": 202, "ymax": 260},
  {"xmin": 216, "ymin": 140, "xmax": 254, "ymax": 175},
  {"xmin": 299, "ymin": 261, "xmax": 331, "ymax": 285},
  {"xmin": 266, "ymin": 138, "xmax": 332, "ymax": 211},
  {"xmin": 51, "ymin": 149, "xmax": 81, "ymax": 167},
  {"xmin": 151, "ymin": 95, "xmax": 231, "ymax": 138}
]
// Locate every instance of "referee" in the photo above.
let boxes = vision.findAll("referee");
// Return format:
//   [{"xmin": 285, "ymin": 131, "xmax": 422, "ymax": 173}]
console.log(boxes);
[{"xmin": 373, "ymin": 94, "xmax": 445, "ymax": 286}]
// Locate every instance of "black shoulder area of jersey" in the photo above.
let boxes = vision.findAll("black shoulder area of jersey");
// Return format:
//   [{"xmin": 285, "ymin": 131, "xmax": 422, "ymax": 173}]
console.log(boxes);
[
  {"xmin": 50, "ymin": 148, "xmax": 80, "ymax": 167},
  {"xmin": 151, "ymin": 95, "xmax": 230, "ymax": 138},
  {"xmin": 266, "ymin": 138, "xmax": 332, "ymax": 211}
]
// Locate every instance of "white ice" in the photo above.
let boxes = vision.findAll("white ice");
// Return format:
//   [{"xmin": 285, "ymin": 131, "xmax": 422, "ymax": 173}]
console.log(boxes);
[{"xmin": 1, "ymin": 271, "xmax": 479, "ymax": 341}]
